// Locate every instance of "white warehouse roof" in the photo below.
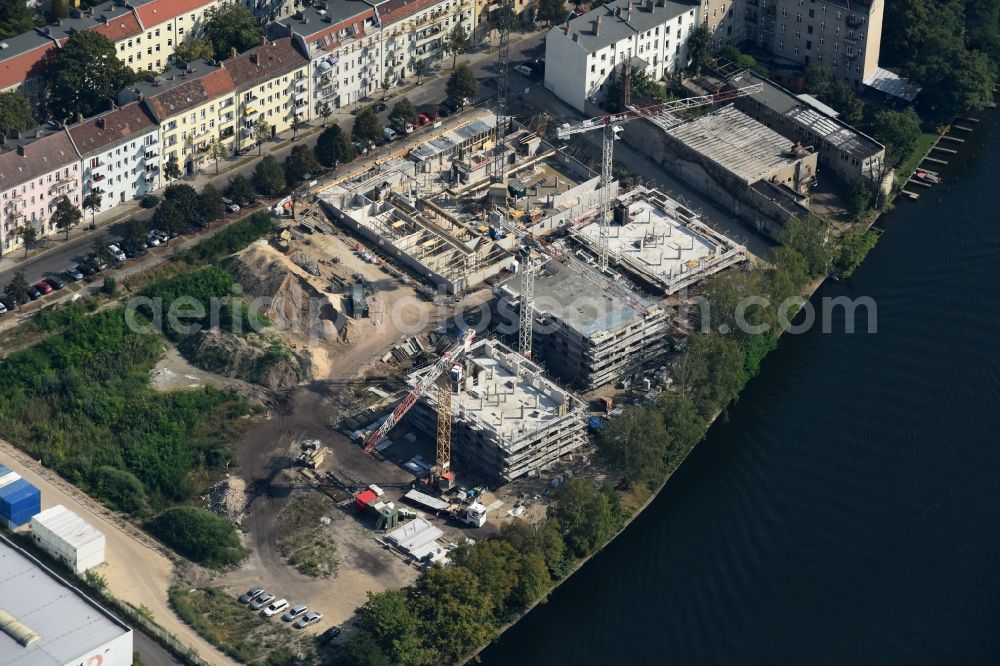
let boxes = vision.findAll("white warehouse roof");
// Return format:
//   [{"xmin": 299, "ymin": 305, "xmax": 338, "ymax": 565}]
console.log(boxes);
[{"xmin": 31, "ymin": 505, "xmax": 104, "ymax": 550}]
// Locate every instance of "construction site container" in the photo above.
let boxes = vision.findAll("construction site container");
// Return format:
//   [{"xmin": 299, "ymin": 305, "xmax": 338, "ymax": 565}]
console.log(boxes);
[
  {"xmin": 30, "ymin": 505, "xmax": 105, "ymax": 573},
  {"xmin": 0, "ymin": 476, "xmax": 41, "ymax": 529}
]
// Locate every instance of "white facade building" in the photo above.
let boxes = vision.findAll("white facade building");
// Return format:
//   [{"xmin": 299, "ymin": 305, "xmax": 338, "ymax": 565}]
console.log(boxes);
[
  {"xmin": 30, "ymin": 505, "xmax": 106, "ymax": 574},
  {"xmin": 67, "ymin": 102, "xmax": 160, "ymax": 213},
  {"xmin": 545, "ymin": 0, "xmax": 700, "ymax": 112}
]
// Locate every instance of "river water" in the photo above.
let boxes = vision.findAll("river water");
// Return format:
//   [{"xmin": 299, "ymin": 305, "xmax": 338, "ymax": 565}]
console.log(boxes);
[{"xmin": 481, "ymin": 113, "xmax": 1000, "ymax": 665}]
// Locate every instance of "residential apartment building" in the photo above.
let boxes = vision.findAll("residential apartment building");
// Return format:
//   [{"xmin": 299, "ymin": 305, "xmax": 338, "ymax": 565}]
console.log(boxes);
[
  {"xmin": 122, "ymin": 60, "xmax": 238, "ymax": 177},
  {"xmin": 702, "ymin": 0, "xmax": 884, "ymax": 89},
  {"xmin": 0, "ymin": 0, "xmax": 224, "ymax": 110},
  {"xmin": 224, "ymin": 38, "xmax": 311, "ymax": 145},
  {"xmin": 544, "ymin": 0, "xmax": 700, "ymax": 112},
  {"xmin": 379, "ymin": 0, "xmax": 474, "ymax": 86},
  {"xmin": 471, "ymin": 0, "xmax": 534, "ymax": 47},
  {"xmin": 271, "ymin": 2, "xmax": 382, "ymax": 112},
  {"xmin": 0, "ymin": 126, "xmax": 82, "ymax": 254},
  {"xmin": 66, "ymin": 102, "xmax": 161, "ymax": 213}
]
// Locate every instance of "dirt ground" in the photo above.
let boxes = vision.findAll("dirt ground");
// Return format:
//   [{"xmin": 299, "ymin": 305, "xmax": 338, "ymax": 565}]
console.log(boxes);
[{"xmin": 0, "ymin": 439, "xmax": 238, "ymax": 666}]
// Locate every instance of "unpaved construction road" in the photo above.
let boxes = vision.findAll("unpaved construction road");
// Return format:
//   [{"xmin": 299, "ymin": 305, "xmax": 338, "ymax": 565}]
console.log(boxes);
[{"xmin": 0, "ymin": 439, "xmax": 237, "ymax": 666}]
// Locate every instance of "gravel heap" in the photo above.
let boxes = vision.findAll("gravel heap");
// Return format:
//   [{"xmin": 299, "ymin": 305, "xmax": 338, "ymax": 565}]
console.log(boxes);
[{"xmin": 207, "ymin": 475, "xmax": 248, "ymax": 522}]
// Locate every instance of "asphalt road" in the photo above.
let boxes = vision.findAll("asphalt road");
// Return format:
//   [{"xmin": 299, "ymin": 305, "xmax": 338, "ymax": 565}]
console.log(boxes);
[{"xmin": 134, "ymin": 630, "xmax": 185, "ymax": 666}]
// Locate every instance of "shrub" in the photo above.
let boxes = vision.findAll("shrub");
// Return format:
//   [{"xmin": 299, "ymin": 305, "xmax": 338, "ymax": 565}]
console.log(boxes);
[
  {"xmin": 102, "ymin": 276, "xmax": 117, "ymax": 295},
  {"xmin": 175, "ymin": 211, "xmax": 275, "ymax": 266},
  {"xmin": 140, "ymin": 195, "xmax": 160, "ymax": 209},
  {"xmin": 148, "ymin": 506, "xmax": 246, "ymax": 567},
  {"xmin": 93, "ymin": 466, "xmax": 147, "ymax": 514}
]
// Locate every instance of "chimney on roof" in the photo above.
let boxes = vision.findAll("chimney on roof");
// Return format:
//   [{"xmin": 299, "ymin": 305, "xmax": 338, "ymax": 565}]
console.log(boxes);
[
  {"xmin": 572, "ymin": 32, "xmax": 579, "ymax": 42},
  {"xmin": 656, "ymin": 0, "xmax": 664, "ymax": 6},
  {"xmin": 97, "ymin": 117, "xmax": 106, "ymax": 130},
  {"xmin": 614, "ymin": 5, "xmax": 621, "ymax": 16},
  {"xmin": 645, "ymin": 0, "xmax": 652, "ymax": 9},
  {"xmin": 250, "ymin": 53, "xmax": 258, "ymax": 65},
  {"xmin": 76, "ymin": 112, "xmax": 83, "ymax": 124},
  {"xmin": 593, "ymin": 14, "xmax": 601, "ymax": 34}
]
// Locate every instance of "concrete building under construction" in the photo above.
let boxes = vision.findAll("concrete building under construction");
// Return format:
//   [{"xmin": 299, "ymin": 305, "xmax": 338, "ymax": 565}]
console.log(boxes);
[
  {"xmin": 406, "ymin": 339, "xmax": 586, "ymax": 483},
  {"xmin": 569, "ymin": 186, "xmax": 747, "ymax": 295}
]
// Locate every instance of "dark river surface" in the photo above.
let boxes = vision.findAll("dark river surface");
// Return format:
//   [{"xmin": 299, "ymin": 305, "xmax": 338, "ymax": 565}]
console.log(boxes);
[{"xmin": 480, "ymin": 112, "xmax": 1000, "ymax": 665}]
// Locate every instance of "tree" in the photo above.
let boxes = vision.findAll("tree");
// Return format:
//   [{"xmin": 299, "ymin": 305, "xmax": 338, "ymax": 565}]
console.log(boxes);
[
  {"xmin": 389, "ymin": 97, "xmax": 418, "ymax": 127},
  {"xmin": 16, "ymin": 225, "xmax": 36, "ymax": 257},
  {"xmin": 3, "ymin": 271, "xmax": 28, "ymax": 308},
  {"xmin": 673, "ymin": 333, "xmax": 746, "ymax": 417},
  {"xmin": 82, "ymin": 191, "xmax": 102, "ymax": 229},
  {"xmin": 356, "ymin": 589, "xmax": 430, "ymax": 665},
  {"xmin": 163, "ymin": 154, "xmax": 182, "ymax": 181},
  {"xmin": 0, "ymin": 0, "xmax": 35, "ymax": 39},
  {"xmin": 174, "ymin": 37, "xmax": 215, "ymax": 63},
  {"xmin": 445, "ymin": 24, "xmax": 469, "ymax": 69},
  {"xmin": 381, "ymin": 75, "xmax": 391, "ymax": 101},
  {"xmin": 124, "ymin": 217, "xmax": 147, "ymax": 250},
  {"xmin": 51, "ymin": 0, "xmax": 69, "ymax": 20},
  {"xmin": 845, "ymin": 178, "xmax": 873, "ymax": 216},
  {"xmin": 251, "ymin": 116, "xmax": 270, "ymax": 155},
  {"xmin": 536, "ymin": 0, "xmax": 567, "ymax": 25},
  {"xmin": 446, "ymin": 62, "xmax": 478, "ymax": 101},
  {"xmin": 352, "ymin": 107, "xmax": 383, "ymax": 145},
  {"xmin": 411, "ymin": 567, "xmax": 496, "ymax": 662},
  {"xmin": 547, "ymin": 477, "xmax": 618, "ymax": 557},
  {"xmin": 318, "ymin": 101, "xmax": 332, "ymax": 127},
  {"xmin": 147, "ymin": 506, "xmax": 246, "ymax": 567},
  {"xmin": 316, "ymin": 123, "xmax": 354, "ymax": 167},
  {"xmin": 826, "ymin": 81, "xmax": 864, "ymax": 126},
  {"xmin": 56, "ymin": 195, "xmax": 85, "ymax": 239},
  {"xmin": 253, "ymin": 155, "xmax": 286, "ymax": 195},
  {"xmin": 199, "ymin": 184, "xmax": 226, "ymax": 224},
  {"xmin": 202, "ymin": 3, "xmax": 263, "ymax": 60},
  {"xmin": 0, "ymin": 91, "xmax": 36, "ymax": 137},
  {"xmin": 803, "ymin": 64, "xmax": 834, "ymax": 99},
  {"xmin": 92, "ymin": 238, "xmax": 113, "ymax": 265},
  {"xmin": 225, "ymin": 173, "xmax": 255, "ymax": 205},
  {"xmin": 686, "ymin": 24, "xmax": 712, "ymax": 75},
  {"xmin": 207, "ymin": 137, "xmax": 227, "ymax": 174},
  {"xmin": 164, "ymin": 183, "xmax": 201, "ymax": 228},
  {"xmin": 290, "ymin": 115, "xmax": 308, "ymax": 140},
  {"xmin": 283, "ymin": 144, "xmax": 320, "ymax": 186},
  {"xmin": 412, "ymin": 60, "xmax": 429, "ymax": 85},
  {"xmin": 597, "ymin": 405, "xmax": 670, "ymax": 489},
  {"xmin": 834, "ymin": 226, "xmax": 878, "ymax": 278},
  {"xmin": 152, "ymin": 200, "xmax": 184, "ymax": 243},
  {"xmin": 498, "ymin": 519, "xmax": 568, "ymax": 578},
  {"xmin": 778, "ymin": 215, "xmax": 832, "ymax": 277},
  {"xmin": 45, "ymin": 32, "xmax": 133, "ymax": 122}
]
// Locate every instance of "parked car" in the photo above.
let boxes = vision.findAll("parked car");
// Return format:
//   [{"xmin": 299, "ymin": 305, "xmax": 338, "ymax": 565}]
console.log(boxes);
[
  {"xmin": 416, "ymin": 112, "xmax": 429, "ymax": 126},
  {"xmin": 438, "ymin": 102, "xmax": 454, "ymax": 117},
  {"xmin": 373, "ymin": 102, "xmax": 388, "ymax": 113},
  {"xmin": 64, "ymin": 266, "xmax": 85, "ymax": 281},
  {"xmin": 44, "ymin": 276, "xmax": 65, "ymax": 291},
  {"xmin": 34, "ymin": 280, "xmax": 53, "ymax": 295},
  {"xmin": 0, "ymin": 301, "xmax": 7, "ymax": 315},
  {"xmin": 513, "ymin": 64, "xmax": 534, "ymax": 77},
  {"xmin": 146, "ymin": 231, "xmax": 161, "ymax": 246},
  {"xmin": 238, "ymin": 587, "xmax": 265, "ymax": 604},
  {"xmin": 107, "ymin": 244, "xmax": 126, "ymax": 262},
  {"xmin": 223, "ymin": 198, "xmax": 241, "ymax": 213},
  {"xmin": 383, "ymin": 126, "xmax": 398, "ymax": 141},
  {"xmin": 77, "ymin": 263, "xmax": 97, "ymax": 277},
  {"xmin": 281, "ymin": 604, "xmax": 308, "ymax": 622},
  {"xmin": 87, "ymin": 255, "xmax": 108, "ymax": 272},
  {"xmin": 352, "ymin": 141, "xmax": 368, "ymax": 155},
  {"xmin": 26, "ymin": 285, "xmax": 42, "ymax": 300},
  {"xmin": 318, "ymin": 626, "xmax": 341, "ymax": 643},
  {"xmin": 0, "ymin": 297, "xmax": 14, "ymax": 312},
  {"xmin": 262, "ymin": 599, "xmax": 289, "ymax": 618},
  {"xmin": 249, "ymin": 591, "xmax": 274, "ymax": 611},
  {"xmin": 121, "ymin": 242, "xmax": 146, "ymax": 259},
  {"xmin": 293, "ymin": 611, "xmax": 323, "ymax": 629}
]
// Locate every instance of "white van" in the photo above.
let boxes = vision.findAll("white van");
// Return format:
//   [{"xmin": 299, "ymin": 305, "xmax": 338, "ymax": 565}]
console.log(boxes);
[
  {"xmin": 514, "ymin": 64, "xmax": 533, "ymax": 77},
  {"xmin": 383, "ymin": 127, "xmax": 397, "ymax": 141}
]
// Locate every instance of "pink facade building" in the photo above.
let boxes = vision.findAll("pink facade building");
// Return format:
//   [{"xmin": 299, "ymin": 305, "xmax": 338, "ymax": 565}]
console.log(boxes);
[{"xmin": 0, "ymin": 126, "xmax": 82, "ymax": 255}]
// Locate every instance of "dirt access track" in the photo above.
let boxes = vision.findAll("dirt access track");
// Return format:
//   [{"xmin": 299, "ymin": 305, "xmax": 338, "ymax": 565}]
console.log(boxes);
[{"xmin": 0, "ymin": 439, "xmax": 238, "ymax": 666}]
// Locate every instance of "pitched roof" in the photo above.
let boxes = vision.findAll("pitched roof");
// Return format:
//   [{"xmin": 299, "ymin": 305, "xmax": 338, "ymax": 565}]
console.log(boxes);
[
  {"xmin": 136, "ymin": 0, "xmax": 216, "ymax": 28},
  {"xmin": 126, "ymin": 60, "xmax": 235, "ymax": 120},
  {"xmin": 279, "ymin": 1, "xmax": 374, "ymax": 41},
  {"xmin": 0, "ymin": 126, "xmax": 80, "ymax": 190},
  {"xmin": 376, "ymin": 0, "xmax": 442, "ymax": 25},
  {"xmin": 0, "ymin": 41, "xmax": 56, "ymax": 90},
  {"xmin": 91, "ymin": 11, "xmax": 144, "ymax": 42},
  {"xmin": 559, "ymin": 0, "xmax": 697, "ymax": 53},
  {"xmin": 222, "ymin": 38, "xmax": 309, "ymax": 90},
  {"xmin": 67, "ymin": 101, "xmax": 157, "ymax": 156}
]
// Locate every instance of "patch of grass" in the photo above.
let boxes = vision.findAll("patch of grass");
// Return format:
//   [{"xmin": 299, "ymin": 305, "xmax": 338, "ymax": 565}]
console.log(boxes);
[
  {"xmin": 175, "ymin": 212, "xmax": 275, "ymax": 266},
  {"xmin": 894, "ymin": 131, "xmax": 939, "ymax": 186},
  {"xmin": 277, "ymin": 493, "xmax": 340, "ymax": 578},
  {"xmin": 169, "ymin": 586, "xmax": 313, "ymax": 664}
]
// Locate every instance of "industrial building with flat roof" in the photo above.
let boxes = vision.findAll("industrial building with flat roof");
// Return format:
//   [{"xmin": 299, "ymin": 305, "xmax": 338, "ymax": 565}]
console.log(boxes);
[
  {"xmin": 569, "ymin": 186, "xmax": 747, "ymax": 295},
  {"xmin": 406, "ymin": 339, "xmax": 586, "ymax": 483},
  {"xmin": 624, "ymin": 104, "xmax": 817, "ymax": 239},
  {"xmin": 0, "ymin": 534, "xmax": 132, "ymax": 666}
]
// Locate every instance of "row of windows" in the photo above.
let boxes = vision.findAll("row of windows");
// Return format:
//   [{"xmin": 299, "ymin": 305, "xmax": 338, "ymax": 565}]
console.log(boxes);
[{"xmin": 1, "ymin": 166, "xmax": 79, "ymax": 198}]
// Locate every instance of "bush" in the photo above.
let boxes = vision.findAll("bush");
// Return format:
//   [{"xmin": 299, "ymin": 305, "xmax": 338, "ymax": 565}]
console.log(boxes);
[
  {"xmin": 175, "ymin": 211, "xmax": 274, "ymax": 266},
  {"xmin": 102, "ymin": 276, "xmax": 117, "ymax": 295},
  {"xmin": 140, "ymin": 195, "xmax": 160, "ymax": 209},
  {"xmin": 93, "ymin": 466, "xmax": 147, "ymax": 514},
  {"xmin": 148, "ymin": 506, "xmax": 246, "ymax": 567}
]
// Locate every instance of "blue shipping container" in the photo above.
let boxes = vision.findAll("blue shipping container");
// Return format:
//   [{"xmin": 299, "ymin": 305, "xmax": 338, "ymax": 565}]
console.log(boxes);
[
  {"xmin": 0, "ymin": 464, "xmax": 9, "ymax": 476},
  {"xmin": 0, "ymin": 478, "xmax": 41, "ymax": 528}
]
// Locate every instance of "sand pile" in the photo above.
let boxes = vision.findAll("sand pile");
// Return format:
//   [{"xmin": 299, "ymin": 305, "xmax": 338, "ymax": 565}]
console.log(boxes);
[{"xmin": 180, "ymin": 330, "xmax": 304, "ymax": 389}]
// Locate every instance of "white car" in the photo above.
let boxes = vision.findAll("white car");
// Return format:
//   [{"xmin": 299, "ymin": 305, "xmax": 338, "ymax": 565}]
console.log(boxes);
[
  {"xmin": 146, "ymin": 232, "xmax": 161, "ymax": 246},
  {"xmin": 262, "ymin": 599, "xmax": 288, "ymax": 618},
  {"xmin": 293, "ymin": 611, "xmax": 323, "ymax": 629},
  {"xmin": 107, "ymin": 244, "xmax": 126, "ymax": 262},
  {"xmin": 222, "ymin": 198, "xmax": 241, "ymax": 213}
]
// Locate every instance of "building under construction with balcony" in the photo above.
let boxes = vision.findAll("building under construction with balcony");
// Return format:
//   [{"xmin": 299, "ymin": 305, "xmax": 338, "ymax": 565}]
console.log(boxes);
[{"xmin": 405, "ymin": 339, "xmax": 586, "ymax": 483}]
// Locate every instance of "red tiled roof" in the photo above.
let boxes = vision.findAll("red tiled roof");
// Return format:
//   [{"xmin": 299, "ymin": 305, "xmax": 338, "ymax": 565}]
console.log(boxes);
[
  {"xmin": 377, "ymin": 0, "xmax": 442, "ymax": 25},
  {"xmin": 137, "ymin": 0, "xmax": 215, "ymax": 28},
  {"xmin": 146, "ymin": 69, "xmax": 236, "ymax": 119},
  {"xmin": 91, "ymin": 11, "xmax": 144, "ymax": 42},
  {"xmin": 0, "ymin": 43, "xmax": 57, "ymax": 91},
  {"xmin": 67, "ymin": 101, "xmax": 157, "ymax": 156}
]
